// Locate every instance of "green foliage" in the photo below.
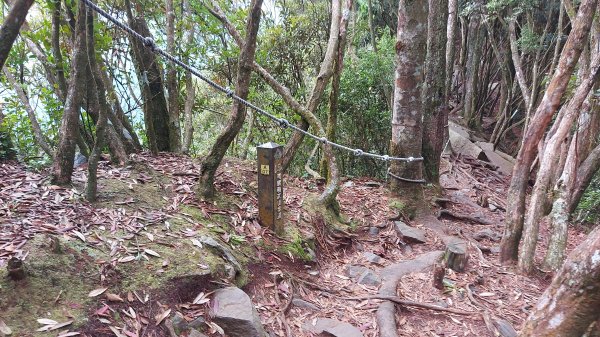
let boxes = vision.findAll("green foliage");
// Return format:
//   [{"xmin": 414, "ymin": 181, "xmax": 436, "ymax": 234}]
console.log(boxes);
[
  {"xmin": 517, "ymin": 25, "xmax": 540, "ymax": 53},
  {"xmin": 576, "ymin": 173, "xmax": 600, "ymax": 223}
]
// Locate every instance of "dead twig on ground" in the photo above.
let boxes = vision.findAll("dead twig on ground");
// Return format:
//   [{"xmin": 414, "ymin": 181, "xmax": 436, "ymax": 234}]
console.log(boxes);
[
  {"xmin": 339, "ymin": 295, "xmax": 476, "ymax": 315},
  {"xmin": 437, "ymin": 209, "xmax": 494, "ymax": 226}
]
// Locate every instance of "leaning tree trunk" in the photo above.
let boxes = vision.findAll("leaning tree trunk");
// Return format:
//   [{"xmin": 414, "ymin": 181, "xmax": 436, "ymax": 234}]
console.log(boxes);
[
  {"xmin": 181, "ymin": 0, "xmax": 196, "ymax": 155},
  {"xmin": 51, "ymin": 0, "xmax": 88, "ymax": 185},
  {"xmin": 518, "ymin": 45, "xmax": 600, "ymax": 274},
  {"xmin": 125, "ymin": 0, "xmax": 171, "ymax": 153},
  {"xmin": 499, "ymin": 0, "xmax": 598, "ymax": 263},
  {"xmin": 520, "ymin": 225, "xmax": 600, "ymax": 337},
  {"xmin": 3, "ymin": 69, "xmax": 54, "ymax": 157},
  {"xmin": 389, "ymin": 0, "xmax": 428, "ymax": 194},
  {"xmin": 0, "ymin": 110, "xmax": 16, "ymax": 160},
  {"xmin": 0, "ymin": 0, "xmax": 34, "ymax": 71},
  {"xmin": 196, "ymin": 0, "xmax": 263, "ymax": 198},
  {"xmin": 421, "ymin": 0, "xmax": 448, "ymax": 183},
  {"xmin": 207, "ymin": 0, "xmax": 344, "ymax": 209}
]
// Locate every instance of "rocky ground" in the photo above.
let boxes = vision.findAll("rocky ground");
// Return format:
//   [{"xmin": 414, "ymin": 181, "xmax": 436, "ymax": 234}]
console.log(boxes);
[{"xmin": 0, "ymin": 153, "xmax": 588, "ymax": 337}]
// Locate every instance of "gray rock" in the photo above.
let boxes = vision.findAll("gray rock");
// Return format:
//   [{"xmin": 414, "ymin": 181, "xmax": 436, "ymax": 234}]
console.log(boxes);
[
  {"xmin": 302, "ymin": 318, "xmax": 363, "ymax": 337},
  {"xmin": 188, "ymin": 329, "xmax": 208, "ymax": 337},
  {"xmin": 473, "ymin": 229, "xmax": 501, "ymax": 242},
  {"xmin": 490, "ymin": 246, "xmax": 501, "ymax": 254},
  {"xmin": 210, "ymin": 287, "xmax": 266, "ymax": 337},
  {"xmin": 188, "ymin": 316, "xmax": 206, "ymax": 330},
  {"xmin": 346, "ymin": 265, "xmax": 381, "ymax": 286},
  {"xmin": 368, "ymin": 227, "xmax": 380, "ymax": 236},
  {"xmin": 171, "ymin": 312, "xmax": 187, "ymax": 334},
  {"xmin": 488, "ymin": 203, "xmax": 498, "ymax": 212},
  {"xmin": 394, "ymin": 221, "xmax": 426, "ymax": 243},
  {"xmin": 73, "ymin": 153, "xmax": 87, "ymax": 168},
  {"xmin": 343, "ymin": 181, "xmax": 354, "ymax": 187},
  {"xmin": 199, "ymin": 236, "xmax": 242, "ymax": 272},
  {"xmin": 292, "ymin": 298, "xmax": 320, "ymax": 311},
  {"xmin": 362, "ymin": 252, "xmax": 382, "ymax": 264}
]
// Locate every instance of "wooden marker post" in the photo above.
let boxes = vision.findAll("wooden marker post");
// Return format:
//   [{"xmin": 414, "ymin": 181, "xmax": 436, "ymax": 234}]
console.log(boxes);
[{"xmin": 257, "ymin": 142, "xmax": 284, "ymax": 235}]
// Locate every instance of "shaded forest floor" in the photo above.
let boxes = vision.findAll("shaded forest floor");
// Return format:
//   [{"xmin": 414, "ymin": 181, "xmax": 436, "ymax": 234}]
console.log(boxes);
[{"xmin": 0, "ymin": 153, "xmax": 590, "ymax": 337}]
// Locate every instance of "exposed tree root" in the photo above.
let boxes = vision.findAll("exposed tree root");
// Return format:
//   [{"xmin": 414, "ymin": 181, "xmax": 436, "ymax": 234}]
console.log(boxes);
[
  {"xmin": 376, "ymin": 251, "xmax": 444, "ymax": 337},
  {"xmin": 341, "ymin": 295, "xmax": 475, "ymax": 315},
  {"xmin": 437, "ymin": 209, "xmax": 493, "ymax": 225}
]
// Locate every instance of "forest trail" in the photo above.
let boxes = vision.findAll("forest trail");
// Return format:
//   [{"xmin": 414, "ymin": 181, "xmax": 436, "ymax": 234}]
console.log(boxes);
[{"xmin": 0, "ymin": 153, "xmax": 588, "ymax": 337}]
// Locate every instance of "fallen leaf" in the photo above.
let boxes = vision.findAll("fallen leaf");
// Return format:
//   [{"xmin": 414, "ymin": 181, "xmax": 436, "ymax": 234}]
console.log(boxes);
[
  {"xmin": 72, "ymin": 231, "xmax": 86, "ymax": 242},
  {"xmin": 88, "ymin": 287, "xmax": 108, "ymax": 297},
  {"xmin": 37, "ymin": 318, "xmax": 59, "ymax": 325},
  {"xmin": 479, "ymin": 292, "xmax": 495, "ymax": 297},
  {"xmin": 106, "ymin": 293, "xmax": 124, "ymax": 302},
  {"xmin": 154, "ymin": 308, "xmax": 171, "ymax": 326},
  {"xmin": 48, "ymin": 321, "xmax": 73, "ymax": 331},
  {"xmin": 0, "ymin": 319, "xmax": 12, "ymax": 335},
  {"xmin": 109, "ymin": 326, "xmax": 127, "ymax": 337},
  {"xmin": 118, "ymin": 256, "xmax": 135, "ymax": 263},
  {"xmin": 144, "ymin": 249, "xmax": 160, "ymax": 257},
  {"xmin": 58, "ymin": 332, "xmax": 81, "ymax": 337}
]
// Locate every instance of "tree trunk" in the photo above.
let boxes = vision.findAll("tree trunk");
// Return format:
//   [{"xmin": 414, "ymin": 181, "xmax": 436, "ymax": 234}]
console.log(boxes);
[
  {"xmin": 207, "ymin": 0, "xmax": 344, "ymax": 208},
  {"xmin": 422, "ymin": 0, "xmax": 448, "ymax": 183},
  {"xmin": 389, "ymin": 0, "xmax": 428, "ymax": 193},
  {"xmin": 51, "ymin": 0, "xmax": 68, "ymax": 101},
  {"xmin": 0, "ymin": 0, "xmax": 34, "ymax": 71},
  {"xmin": 125, "ymin": 0, "xmax": 171, "ymax": 153},
  {"xmin": 3, "ymin": 69, "xmax": 54, "ymax": 157},
  {"xmin": 83, "ymin": 7, "xmax": 107, "ymax": 202},
  {"xmin": 444, "ymin": 0, "xmax": 457, "ymax": 104},
  {"xmin": 462, "ymin": 5, "xmax": 483, "ymax": 127},
  {"xmin": 181, "ymin": 0, "xmax": 195, "ymax": 155},
  {"xmin": 51, "ymin": 0, "xmax": 88, "ymax": 185},
  {"xmin": 196, "ymin": 0, "xmax": 263, "ymax": 198},
  {"xmin": 519, "ymin": 226, "xmax": 600, "ymax": 337},
  {"xmin": 0, "ymin": 110, "xmax": 16, "ymax": 160},
  {"xmin": 499, "ymin": 0, "xmax": 598, "ymax": 263},
  {"xmin": 518, "ymin": 49, "xmax": 599, "ymax": 274},
  {"xmin": 165, "ymin": 0, "xmax": 181, "ymax": 152}
]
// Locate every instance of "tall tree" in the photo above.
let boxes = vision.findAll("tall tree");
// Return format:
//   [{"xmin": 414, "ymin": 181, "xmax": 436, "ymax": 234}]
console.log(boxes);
[
  {"xmin": 125, "ymin": 0, "xmax": 172, "ymax": 153},
  {"xmin": 421, "ymin": 0, "xmax": 448, "ymax": 183},
  {"xmin": 519, "ymin": 225, "xmax": 600, "ymax": 337},
  {"xmin": 389, "ymin": 0, "xmax": 428, "ymax": 193},
  {"xmin": 51, "ymin": 0, "xmax": 89, "ymax": 185},
  {"xmin": 196, "ymin": 0, "xmax": 263, "ymax": 198},
  {"xmin": 0, "ymin": 0, "xmax": 34, "ymax": 71},
  {"xmin": 165, "ymin": 0, "xmax": 182, "ymax": 152},
  {"xmin": 499, "ymin": 0, "xmax": 598, "ymax": 263}
]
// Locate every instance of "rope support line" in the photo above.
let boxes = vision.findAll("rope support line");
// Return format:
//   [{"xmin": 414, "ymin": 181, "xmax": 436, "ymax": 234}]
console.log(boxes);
[
  {"xmin": 81, "ymin": 0, "xmax": 423, "ymax": 163},
  {"xmin": 387, "ymin": 168, "xmax": 427, "ymax": 184}
]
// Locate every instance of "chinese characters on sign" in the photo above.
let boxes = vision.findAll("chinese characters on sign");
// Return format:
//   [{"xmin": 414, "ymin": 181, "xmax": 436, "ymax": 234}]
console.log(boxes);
[{"xmin": 257, "ymin": 142, "xmax": 284, "ymax": 235}]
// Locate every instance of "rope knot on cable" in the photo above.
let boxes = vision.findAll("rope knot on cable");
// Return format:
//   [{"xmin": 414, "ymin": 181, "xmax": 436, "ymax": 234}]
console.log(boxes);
[
  {"xmin": 382, "ymin": 155, "xmax": 390, "ymax": 161},
  {"xmin": 278, "ymin": 118, "xmax": 289, "ymax": 128},
  {"xmin": 143, "ymin": 37, "xmax": 156, "ymax": 50},
  {"xmin": 354, "ymin": 149, "xmax": 364, "ymax": 156},
  {"xmin": 407, "ymin": 157, "xmax": 415, "ymax": 162},
  {"xmin": 225, "ymin": 87, "xmax": 234, "ymax": 97},
  {"xmin": 319, "ymin": 137, "xmax": 328, "ymax": 144}
]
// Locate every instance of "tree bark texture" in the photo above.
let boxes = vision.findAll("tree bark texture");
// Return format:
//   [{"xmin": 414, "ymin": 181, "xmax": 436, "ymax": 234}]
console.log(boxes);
[
  {"xmin": 499, "ymin": 0, "xmax": 598, "ymax": 263},
  {"xmin": 84, "ymin": 8, "xmax": 107, "ymax": 202},
  {"xmin": 197, "ymin": 0, "xmax": 263, "ymax": 198},
  {"xmin": 444, "ymin": 0, "xmax": 457, "ymax": 104},
  {"xmin": 181, "ymin": 0, "xmax": 196, "ymax": 155},
  {"xmin": 165, "ymin": 0, "xmax": 181, "ymax": 152},
  {"xmin": 462, "ymin": 4, "xmax": 483, "ymax": 127},
  {"xmin": 126, "ymin": 0, "xmax": 171, "ymax": 153},
  {"xmin": 520, "ymin": 225, "xmax": 600, "ymax": 337},
  {"xmin": 0, "ymin": 0, "xmax": 34, "ymax": 71},
  {"xmin": 422, "ymin": 0, "xmax": 448, "ymax": 183},
  {"xmin": 518, "ymin": 49, "xmax": 600, "ymax": 274},
  {"xmin": 389, "ymin": 0, "xmax": 428, "ymax": 193},
  {"xmin": 51, "ymin": 0, "xmax": 68, "ymax": 101},
  {"xmin": 51, "ymin": 0, "xmax": 88, "ymax": 185}
]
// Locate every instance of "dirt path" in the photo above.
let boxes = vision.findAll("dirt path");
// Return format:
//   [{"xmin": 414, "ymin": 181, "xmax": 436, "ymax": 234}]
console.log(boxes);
[{"xmin": 0, "ymin": 154, "xmax": 587, "ymax": 337}]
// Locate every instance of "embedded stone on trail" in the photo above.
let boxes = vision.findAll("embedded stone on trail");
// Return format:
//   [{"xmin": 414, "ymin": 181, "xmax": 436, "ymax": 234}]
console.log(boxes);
[
  {"xmin": 394, "ymin": 221, "xmax": 426, "ymax": 244},
  {"xmin": 346, "ymin": 265, "xmax": 381, "ymax": 286},
  {"xmin": 363, "ymin": 252, "xmax": 383, "ymax": 264},
  {"xmin": 210, "ymin": 287, "xmax": 266, "ymax": 337},
  {"xmin": 302, "ymin": 318, "xmax": 364, "ymax": 337}
]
